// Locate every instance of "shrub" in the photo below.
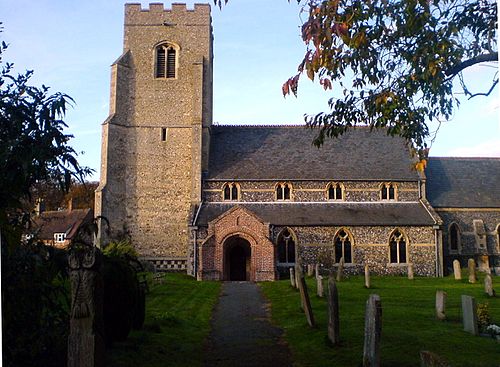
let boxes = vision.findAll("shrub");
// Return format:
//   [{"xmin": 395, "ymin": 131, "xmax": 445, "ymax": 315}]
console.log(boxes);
[
  {"xmin": 477, "ymin": 302, "xmax": 491, "ymax": 331},
  {"xmin": 102, "ymin": 240, "xmax": 138, "ymax": 258}
]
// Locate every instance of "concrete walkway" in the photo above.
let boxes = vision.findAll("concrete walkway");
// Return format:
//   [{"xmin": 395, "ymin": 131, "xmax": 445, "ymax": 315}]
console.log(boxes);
[{"xmin": 204, "ymin": 282, "xmax": 292, "ymax": 367}]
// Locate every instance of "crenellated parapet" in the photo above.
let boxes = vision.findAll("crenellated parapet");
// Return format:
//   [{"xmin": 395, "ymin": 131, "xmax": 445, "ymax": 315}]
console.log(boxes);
[{"xmin": 125, "ymin": 3, "xmax": 211, "ymax": 26}]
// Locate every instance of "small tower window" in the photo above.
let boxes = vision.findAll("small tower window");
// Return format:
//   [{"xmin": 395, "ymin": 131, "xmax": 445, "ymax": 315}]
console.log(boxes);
[
  {"xmin": 155, "ymin": 43, "xmax": 177, "ymax": 78},
  {"xmin": 327, "ymin": 183, "xmax": 343, "ymax": 200},
  {"xmin": 276, "ymin": 183, "xmax": 292, "ymax": 201},
  {"xmin": 381, "ymin": 183, "xmax": 396, "ymax": 200},
  {"xmin": 389, "ymin": 229, "xmax": 407, "ymax": 263},
  {"xmin": 222, "ymin": 183, "xmax": 239, "ymax": 201},
  {"xmin": 334, "ymin": 229, "xmax": 352, "ymax": 263},
  {"xmin": 161, "ymin": 128, "xmax": 167, "ymax": 142}
]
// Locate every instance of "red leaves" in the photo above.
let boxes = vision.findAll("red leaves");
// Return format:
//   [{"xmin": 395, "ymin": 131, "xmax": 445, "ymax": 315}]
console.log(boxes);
[
  {"xmin": 320, "ymin": 78, "xmax": 332, "ymax": 90},
  {"xmin": 282, "ymin": 74, "xmax": 300, "ymax": 97}
]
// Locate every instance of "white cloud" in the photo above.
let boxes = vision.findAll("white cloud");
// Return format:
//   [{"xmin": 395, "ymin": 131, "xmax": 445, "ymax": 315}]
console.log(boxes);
[{"xmin": 447, "ymin": 139, "xmax": 500, "ymax": 157}]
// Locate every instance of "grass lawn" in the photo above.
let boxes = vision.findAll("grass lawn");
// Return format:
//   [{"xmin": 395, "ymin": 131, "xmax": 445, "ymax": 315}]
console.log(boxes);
[
  {"xmin": 260, "ymin": 273, "xmax": 500, "ymax": 367},
  {"xmin": 106, "ymin": 273, "xmax": 221, "ymax": 367}
]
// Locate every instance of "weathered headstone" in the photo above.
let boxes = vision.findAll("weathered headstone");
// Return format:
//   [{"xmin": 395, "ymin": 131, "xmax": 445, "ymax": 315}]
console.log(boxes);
[
  {"xmin": 484, "ymin": 274, "xmax": 495, "ymax": 297},
  {"xmin": 327, "ymin": 276, "xmax": 340, "ymax": 345},
  {"xmin": 298, "ymin": 275, "xmax": 315, "ymax": 327},
  {"xmin": 316, "ymin": 275, "xmax": 324, "ymax": 297},
  {"xmin": 461, "ymin": 295, "xmax": 478, "ymax": 335},
  {"xmin": 363, "ymin": 294, "xmax": 382, "ymax": 367},
  {"xmin": 336, "ymin": 257, "xmax": 345, "ymax": 282},
  {"xmin": 315, "ymin": 263, "xmax": 320, "ymax": 279},
  {"xmin": 407, "ymin": 263, "xmax": 414, "ymax": 280},
  {"xmin": 453, "ymin": 260, "xmax": 461, "ymax": 280},
  {"xmin": 468, "ymin": 258, "xmax": 477, "ymax": 283},
  {"xmin": 68, "ymin": 246, "xmax": 104, "ymax": 367},
  {"xmin": 294, "ymin": 263, "xmax": 301, "ymax": 290},
  {"xmin": 435, "ymin": 290, "xmax": 447, "ymax": 320},
  {"xmin": 307, "ymin": 264, "xmax": 314, "ymax": 277},
  {"xmin": 420, "ymin": 351, "xmax": 451, "ymax": 367},
  {"xmin": 364, "ymin": 264, "xmax": 371, "ymax": 289},
  {"xmin": 289, "ymin": 267, "xmax": 296, "ymax": 288}
]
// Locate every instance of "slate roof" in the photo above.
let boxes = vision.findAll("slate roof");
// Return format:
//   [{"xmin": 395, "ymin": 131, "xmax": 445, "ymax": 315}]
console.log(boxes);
[
  {"xmin": 195, "ymin": 202, "xmax": 436, "ymax": 226},
  {"xmin": 426, "ymin": 157, "xmax": 500, "ymax": 208},
  {"xmin": 33, "ymin": 208, "xmax": 93, "ymax": 240},
  {"xmin": 207, "ymin": 126, "xmax": 419, "ymax": 181}
]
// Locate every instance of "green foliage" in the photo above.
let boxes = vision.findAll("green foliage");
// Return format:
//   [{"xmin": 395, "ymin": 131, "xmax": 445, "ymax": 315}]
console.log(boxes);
[
  {"xmin": 477, "ymin": 302, "xmax": 491, "ymax": 331},
  {"xmin": 103, "ymin": 240, "xmax": 139, "ymax": 259},
  {"xmin": 260, "ymin": 274, "xmax": 500, "ymax": 367}
]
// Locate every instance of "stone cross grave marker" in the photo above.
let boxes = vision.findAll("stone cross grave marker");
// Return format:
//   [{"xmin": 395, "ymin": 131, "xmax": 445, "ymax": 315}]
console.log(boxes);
[
  {"xmin": 407, "ymin": 263, "xmax": 414, "ymax": 280},
  {"xmin": 289, "ymin": 267, "xmax": 296, "ymax": 288},
  {"xmin": 453, "ymin": 260, "xmax": 461, "ymax": 280},
  {"xmin": 298, "ymin": 275, "xmax": 315, "ymax": 327},
  {"xmin": 435, "ymin": 290, "xmax": 447, "ymax": 320},
  {"xmin": 316, "ymin": 275, "xmax": 324, "ymax": 298},
  {"xmin": 365, "ymin": 264, "xmax": 371, "ymax": 289},
  {"xmin": 468, "ymin": 258, "xmax": 477, "ymax": 283},
  {"xmin": 484, "ymin": 274, "xmax": 495, "ymax": 297},
  {"xmin": 461, "ymin": 295, "xmax": 478, "ymax": 335},
  {"xmin": 363, "ymin": 294, "xmax": 382, "ymax": 367},
  {"xmin": 336, "ymin": 257, "xmax": 345, "ymax": 282},
  {"xmin": 327, "ymin": 276, "xmax": 340, "ymax": 346}
]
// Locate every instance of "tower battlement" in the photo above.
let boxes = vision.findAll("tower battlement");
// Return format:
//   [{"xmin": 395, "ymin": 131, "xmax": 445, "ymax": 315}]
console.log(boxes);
[{"xmin": 125, "ymin": 2, "xmax": 211, "ymax": 18}]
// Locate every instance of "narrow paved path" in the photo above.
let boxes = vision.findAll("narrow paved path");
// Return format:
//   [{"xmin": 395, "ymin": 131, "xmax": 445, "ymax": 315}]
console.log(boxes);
[{"xmin": 204, "ymin": 282, "xmax": 292, "ymax": 367}]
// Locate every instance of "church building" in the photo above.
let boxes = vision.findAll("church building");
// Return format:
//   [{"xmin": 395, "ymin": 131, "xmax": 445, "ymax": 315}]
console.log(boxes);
[{"xmin": 95, "ymin": 3, "xmax": 500, "ymax": 280}]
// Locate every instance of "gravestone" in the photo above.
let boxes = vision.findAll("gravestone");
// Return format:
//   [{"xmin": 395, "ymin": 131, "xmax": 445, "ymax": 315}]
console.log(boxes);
[
  {"xmin": 68, "ymin": 246, "xmax": 104, "ymax": 367},
  {"xmin": 298, "ymin": 275, "xmax": 315, "ymax": 327},
  {"xmin": 407, "ymin": 263, "xmax": 414, "ymax": 280},
  {"xmin": 336, "ymin": 257, "xmax": 345, "ymax": 282},
  {"xmin": 453, "ymin": 260, "xmax": 461, "ymax": 280},
  {"xmin": 294, "ymin": 263, "xmax": 301, "ymax": 290},
  {"xmin": 365, "ymin": 264, "xmax": 371, "ymax": 289},
  {"xmin": 420, "ymin": 351, "xmax": 451, "ymax": 367},
  {"xmin": 327, "ymin": 276, "xmax": 340, "ymax": 345},
  {"xmin": 468, "ymin": 258, "xmax": 477, "ymax": 283},
  {"xmin": 315, "ymin": 263, "xmax": 319, "ymax": 279},
  {"xmin": 307, "ymin": 264, "xmax": 314, "ymax": 277},
  {"xmin": 435, "ymin": 290, "xmax": 447, "ymax": 320},
  {"xmin": 484, "ymin": 274, "xmax": 495, "ymax": 297},
  {"xmin": 363, "ymin": 294, "xmax": 382, "ymax": 367},
  {"xmin": 289, "ymin": 267, "xmax": 296, "ymax": 288},
  {"xmin": 316, "ymin": 275, "xmax": 324, "ymax": 298},
  {"xmin": 461, "ymin": 295, "xmax": 478, "ymax": 335}
]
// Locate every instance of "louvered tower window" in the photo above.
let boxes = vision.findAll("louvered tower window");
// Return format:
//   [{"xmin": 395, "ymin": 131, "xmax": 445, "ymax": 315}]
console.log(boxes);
[{"xmin": 155, "ymin": 44, "xmax": 177, "ymax": 78}]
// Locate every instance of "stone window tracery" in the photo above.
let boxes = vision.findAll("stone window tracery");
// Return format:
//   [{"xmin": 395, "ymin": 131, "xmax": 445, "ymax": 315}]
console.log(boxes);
[
  {"xmin": 222, "ymin": 183, "xmax": 239, "ymax": 201},
  {"xmin": 381, "ymin": 183, "xmax": 397, "ymax": 200},
  {"xmin": 449, "ymin": 223, "xmax": 461, "ymax": 253},
  {"xmin": 277, "ymin": 228, "xmax": 296, "ymax": 264},
  {"xmin": 155, "ymin": 43, "xmax": 178, "ymax": 78},
  {"xmin": 276, "ymin": 183, "xmax": 292, "ymax": 201},
  {"xmin": 389, "ymin": 229, "xmax": 407, "ymax": 263},
  {"xmin": 334, "ymin": 229, "xmax": 352, "ymax": 263},
  {"xmin": 327, "ymin": 183, "xmax": 344, "ymax": 200}
]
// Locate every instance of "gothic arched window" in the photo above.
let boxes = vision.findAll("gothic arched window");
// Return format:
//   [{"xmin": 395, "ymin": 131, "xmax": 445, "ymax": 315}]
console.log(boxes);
[
  {"xmin": 222, "ymin": 183, "xmax": 239, "ymax": 201},
  {"xmin": 327, "ymin": 183, "xmax": 344, "ymax": 200},
  {"xmin": 155, "ymin": 43, "xmax": 177, "ymax": 78},
  {"xmin": 334, "ymin": 229, "xmax": 352, "ymax": 263},
  {"xmin": 276, "ymin": 183, "xmax": 292, "ymax": 201},
  {"xmin": 389, "ymin": 229, "xmax": 407, "ymax": 263},
  {"xmin": 381, "ymin": 183, "xmax": 396, "ymax": 200},
  {"xmin": 449, "ymin": 223, "xmax": 461, "ymax": 252},
  {"xmin": 277, "ymin": 228, "xmax": 296, "ymax": 264}
]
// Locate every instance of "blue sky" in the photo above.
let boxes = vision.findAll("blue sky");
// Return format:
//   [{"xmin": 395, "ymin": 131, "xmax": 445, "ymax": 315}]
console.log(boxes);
[{"xmin": 2, "ymin": 0, "xmax": 498, "ymax": 181}]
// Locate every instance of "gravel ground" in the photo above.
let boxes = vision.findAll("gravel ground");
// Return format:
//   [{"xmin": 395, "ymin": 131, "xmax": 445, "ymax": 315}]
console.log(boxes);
[{"xmin": 203, "ymin": 282, "xmax": 292, "ymax": 367}]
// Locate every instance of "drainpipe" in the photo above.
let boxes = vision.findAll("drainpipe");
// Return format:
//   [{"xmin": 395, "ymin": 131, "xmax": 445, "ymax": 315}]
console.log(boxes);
[
  {"xmin": 434, "ymin": 225, "xmax": 443, "ymax": 277},
  {"xmin": 191, "ymin": 203, "xmax": 203, "ymax": 279}
]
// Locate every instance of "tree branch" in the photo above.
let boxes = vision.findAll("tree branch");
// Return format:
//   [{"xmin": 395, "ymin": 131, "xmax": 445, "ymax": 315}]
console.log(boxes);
[
  {"xmin": 445, "ymin": 52, "xmax": 498, "ymax": 76},
  {"xmin": 467, "ymin": 78, "xmax": 499, "ymax": 99}
]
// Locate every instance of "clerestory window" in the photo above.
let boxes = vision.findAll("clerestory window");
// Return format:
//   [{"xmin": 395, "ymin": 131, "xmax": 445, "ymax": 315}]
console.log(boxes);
[
  {"xmin": 155, "ymin": 43, "xmax": 177, "ymax": 78},
  {"xmin": 222, "ymin": 183, "xmax": 239, "ymax": 201},
  {"xmin": 327, "ymin": 183, "xmax": 344, "ymax": 200},
  {"xmin": 276, "ymin": 183, "xmax": 292, "ymax": 201},
  {"xmin": 381, "ymin": 183, "xmax": 396, "ymax": 200}
]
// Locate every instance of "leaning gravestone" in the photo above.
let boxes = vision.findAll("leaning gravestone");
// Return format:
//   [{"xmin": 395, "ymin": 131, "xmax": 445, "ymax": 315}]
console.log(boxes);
[
  {"xmin": 468, "ymin": 258, "xmax": 477, "ymax": 283},
  {"xmin": 364, "ymin": 264, "xmax": 371, "ymax": 289},
  {"xmin": 317, "ymin": 275, "xmax": 324, "ymax": 297},
  {"xmin": 68, "ymin": 246, "xmax": 105, "ymax": 367},
  {"xmin": 298, "ymin": 275, "xmax": 315, "ymax": 327},
  {"xmin": 407, "ymin": 263, "xmax": 414, "ymax": 280},
  {"xmin": 461, "ymin": 295, "xmax": 478, "ymax": 335},
  {"xmin": 453, "ymin": 260, "xmax": 461, "ymax": 280},
  {"xmin": 484, "ymin": 274, "xmax": 495, "ymax": 297},
  {"xmin": 307, "ymin": 264, "xmax": 314, "ymax": 277},
  {"xmin": 336, "ymin": 257, "xmax": 345, "ymax": 282},
  {"xmin": 327, "ymin": 276, "xmax": 340, "ymax": 346},
  {"xmin": 363, "ymin": 294, "xmax": 382, "ymax": 367},
  {"xmin": 289, "ymin": 267, "xmax": 296, "ymax": 288},
  {"xmin": 435, "ymin": 290, "xmax": 447, "ymax": 320}
]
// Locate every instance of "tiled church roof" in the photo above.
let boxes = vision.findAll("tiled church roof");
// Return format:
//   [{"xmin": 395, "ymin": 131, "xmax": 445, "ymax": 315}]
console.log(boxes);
[
  {"xmin": 207, "ymin": 126, "xmax": 419, "ymax": 181},
  {"xmin": 426, "ymin": 157, "xmax": 500, "ymax": 208},
  {"xmin": 195, "ymin": 202, "xmax": 436, "ymax": 226}
]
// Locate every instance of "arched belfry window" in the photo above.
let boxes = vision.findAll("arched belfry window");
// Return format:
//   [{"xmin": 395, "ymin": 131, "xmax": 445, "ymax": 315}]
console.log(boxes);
[
  {"xmin": 334, "ymin": 228, "xmax": 352, "ymax": 263},
  {"xmin": 277, "ymin": 228, "xmax": 296, "ymax": 264},
  {"xmin": 276, "ymin": 183, "xmax": 292, "ymax": 201},
  {"xmin": 381, "ymin": 183, "xmax": 396, "ymax": 200},
  {"xmin": 222, "ymin": 183, "xmax": 239, "ymax": 201},
  {"xmin": 389, "ymin": 229, "xmax": 407, "ymax": 263},
  {"xmin": 155, "ymin": 43, "xmax": 177, "ymax": 78},
  {"xmin": 327, "ymin": 183, "xmax": 344, "ymax": 200},
  {"xmin": 449, "ymin": 223, "xmax": 461, "ymax": 252}
]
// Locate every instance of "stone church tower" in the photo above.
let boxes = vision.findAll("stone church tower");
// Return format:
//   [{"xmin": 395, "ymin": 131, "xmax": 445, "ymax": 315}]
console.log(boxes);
[{"xmin": 95, "ymin": 3, "xmax": 212, "ymax": 269}]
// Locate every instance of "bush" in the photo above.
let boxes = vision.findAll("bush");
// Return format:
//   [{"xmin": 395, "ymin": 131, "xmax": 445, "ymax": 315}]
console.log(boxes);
[{"xmin": 102, "ymin": 240, "xmax": 138, "ymax": 258}]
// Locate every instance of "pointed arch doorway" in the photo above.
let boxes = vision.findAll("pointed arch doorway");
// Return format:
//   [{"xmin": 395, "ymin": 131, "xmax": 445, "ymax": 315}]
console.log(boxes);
[{"xmin": 224, "ymin": 236, "xmax": 251, "ymax": 281}]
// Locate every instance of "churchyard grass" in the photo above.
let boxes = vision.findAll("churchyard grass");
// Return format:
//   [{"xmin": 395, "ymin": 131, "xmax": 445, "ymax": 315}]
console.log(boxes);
[
  {"xmin": 106, "ymin": 273, "xmax": 221, "ymax": 367},
  {"xmin": 260, "ymin": 273, "xmax": 500, "ymax": 367}
]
